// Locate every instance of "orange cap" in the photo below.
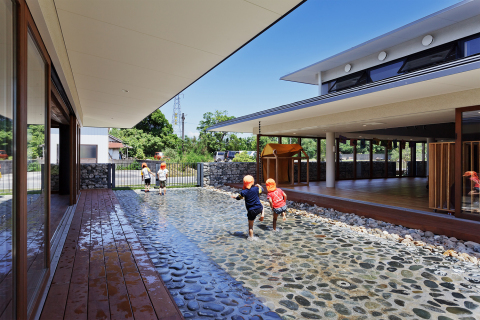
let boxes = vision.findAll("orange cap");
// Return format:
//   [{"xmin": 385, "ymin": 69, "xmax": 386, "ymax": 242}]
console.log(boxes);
[
  {"xmin": 142, "ymin": 162, "xmax": 147, "ymax": 168},
  {"xmin": 266, "ymin": 178, "xmax": 276, "ymax": 192},
  {"xmin": 243, "ymin": 175, "xmax": 254, "ymax": 190},
  {"xmin": 464, "ymin": 171, "xmax": 478, "ymax": 177},
  {"xmin": 160, "ymin": 162, "xmax": 166, "ymax": 169}
]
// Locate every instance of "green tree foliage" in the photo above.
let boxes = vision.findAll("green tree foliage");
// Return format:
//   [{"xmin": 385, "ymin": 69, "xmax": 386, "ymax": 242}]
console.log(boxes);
[
  {"xmin": 27, "ymin": 125, "xmax": 45, "ymax": 159},
  {"xmin": 135, "ymin": 109, "xmax": 174, "ymax": 137},
  {"xmin": 197, "ymin": 110, "xmax": 236, "ymax": 153},
  {"xmin": 232, "ymin": 152, "xmax": 255, "ymax": 162}
]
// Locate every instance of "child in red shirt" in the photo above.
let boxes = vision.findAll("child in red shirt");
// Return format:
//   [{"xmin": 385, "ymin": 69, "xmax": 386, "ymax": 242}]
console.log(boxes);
[{"xmin": 266, "ymin": 179, "xmax": 287, "ymax": 231}]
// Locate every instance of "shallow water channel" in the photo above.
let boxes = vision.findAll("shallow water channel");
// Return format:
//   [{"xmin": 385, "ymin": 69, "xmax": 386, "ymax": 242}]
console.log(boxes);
[{"xmin": 115, "ymin": 189, "xmax": 480, "ymax": 320}]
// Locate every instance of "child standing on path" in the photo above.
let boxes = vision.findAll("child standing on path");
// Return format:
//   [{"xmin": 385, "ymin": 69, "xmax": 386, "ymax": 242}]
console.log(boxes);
[
  {"xmin": 141, "ymin": 163, "xmax": 153, "ymax": 192},
  {"xmin": 157, "ymin": 162, "xmax": 169, "ymax": 195},
  {"xmin": 231, "ymin": 175, "xmax": 264, "ymax": 241},
  {"xmin": 266, "ymin": 178, "xmax": 288, "ymax": 231}
]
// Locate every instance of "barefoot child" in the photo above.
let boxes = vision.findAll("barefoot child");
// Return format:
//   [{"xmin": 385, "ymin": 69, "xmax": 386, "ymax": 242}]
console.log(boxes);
[
  {"xmin": 231, "ymin": 175, "xmax": 264, "ymax": 240},
  {"xmin": 141, "ymin": 163, "xmax": 153, "ymax": 192},
  {"xmin": 266, "ymin": 178, "xmax": 287, "ymax": 231},
  {"xmin": 157, "ymin": 162, "xmax": 169, "ymax": 195}
]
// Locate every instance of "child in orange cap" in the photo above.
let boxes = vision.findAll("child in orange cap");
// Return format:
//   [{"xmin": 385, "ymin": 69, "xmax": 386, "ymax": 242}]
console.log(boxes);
[
  {"xmin": 157, "ymin": 162, "xmax": 169, "ymax": 195},
  {"xmin": 231, "ymin": 175, "xmax": 264, "ymax": 240},
  {"xmin": 141, "ymin": 163, "xmax": 153, "ymax": 192},
  {"xmin": 266, "ymin": 178, "xmax": 287, "ymax": 231},
  {"xmin": 464, "ymin": 171, "xmax": 480, "ymax": 194}
]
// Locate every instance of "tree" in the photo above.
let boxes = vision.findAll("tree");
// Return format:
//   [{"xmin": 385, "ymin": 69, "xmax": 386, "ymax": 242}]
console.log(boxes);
[
  {"xmin": 197, "ymin": 110, "xmax": 235, "ymax": 153},
  {"xmin": 27, "ymin": 125, "xmax": 45, "ymax": 159},
  {"xmin": 135, "ymin": 109, "xmax": 174, "ymax": 137}
]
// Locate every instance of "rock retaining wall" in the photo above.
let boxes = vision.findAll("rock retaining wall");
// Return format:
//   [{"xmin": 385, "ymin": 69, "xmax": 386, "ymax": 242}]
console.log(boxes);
[
  {"xmin": 81, "ymin": 163, "xmax": 109, "ymax": 189},
  {"xmin": 202, "ymin": 162, "xmax": 256, "ymax": 186}
]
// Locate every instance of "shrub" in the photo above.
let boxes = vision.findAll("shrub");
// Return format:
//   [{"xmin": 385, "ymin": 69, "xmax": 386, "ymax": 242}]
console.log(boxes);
[
  {"xmin": 232, "ymin": 152, "xmax": 255, "ymax": 162},
  {"xmin": 27, "ymin": 162, "xmax": 41, "ymax": 172}
]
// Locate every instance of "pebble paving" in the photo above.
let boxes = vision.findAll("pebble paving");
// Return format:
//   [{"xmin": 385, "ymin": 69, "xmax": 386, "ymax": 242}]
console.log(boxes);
[{"xmin": 115, "ymin": 188, "xmax": 480, "ymax": 320}]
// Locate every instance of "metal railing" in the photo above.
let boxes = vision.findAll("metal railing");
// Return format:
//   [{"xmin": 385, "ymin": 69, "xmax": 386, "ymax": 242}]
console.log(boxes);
[{"xmin": 113, "ymin": 161, "xmax": 200, "ymax": 188}]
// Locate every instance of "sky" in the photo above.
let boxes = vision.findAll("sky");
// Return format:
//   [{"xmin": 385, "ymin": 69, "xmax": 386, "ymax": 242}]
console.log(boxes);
[{"xmin": 162, "ymin": 0, "xmax": 462, "ymax": 138}]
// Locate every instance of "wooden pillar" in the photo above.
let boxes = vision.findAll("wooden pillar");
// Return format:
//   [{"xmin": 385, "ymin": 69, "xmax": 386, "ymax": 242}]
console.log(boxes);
[
  {"xmin": 411, "ymin": 143, "xmax": 417, "ymax": 177},
  {"xmin": 353, "ymin": 141, "xmax": 357, "ymax": 179},
  {"xmin": 278, "ymin": 136, "xmax": 282, "ymax": 144},
  {"xmin": 369, "ymin": 140, "xmax": 373, "ymax": 179},
  {"xmin": 256, "ymin": 134, "xmax": 260, "ymax": 183},
  {"xmin": 454, "ymin": 109, "xmax": 462, "ymax": 217},
  {"xmin": 384, "ymin": 146, "xmax": 388, "ymax": 178},
  {"xmin": 298, "ymin": 137, "xmax": 302, "ymax": 183},
  {"xmin": 399, "ymin": 144, "xmax": 403, "ymax": 178},
  {"xmin": 316, "ymin": 138, "xmax": 321, "ymax": 181},
  {"xmin": 336, "ymin": 138, "xmax": 340, "ymax": 180},
  {"xmin": 69, "ymin": 115, "xmax": 76, "ymax": 205}
]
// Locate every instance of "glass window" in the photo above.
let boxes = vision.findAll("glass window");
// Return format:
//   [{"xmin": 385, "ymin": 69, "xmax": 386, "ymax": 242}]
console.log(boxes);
[
  {"xmin": 0, "ymin": 0, "xmax": 14, "ymax": 318},
  {"xmin": 399, "ymin": 44, "xmax": 456, "ymax": 73},
  {"xmin": 356, "ymin": 140, "xmax": 370, "ymax": 178},
  {"xmin": 369, "ymin": 60, "xmax": 404, "ymax": 82},
  {"xmin": 26, "ymin": 31, "xmax": 48, "ymax": 308},
  {"xmin": 372, "ymin": 143, "xmax": 386, "ymax": 178},
  {"xmin": 80, "ymin": 145, "xmax": 97, "ymax": 160},
  {"xmin": 461, "ymin": 110, "xmax": 480, "ymax": 215},
  {"xmin": 329, "ymin": 72, "xmax": 367, "ymax": 92},
  {"xmin": 464, "ymin": 36, "xmax": 480, "ymax": 57}
]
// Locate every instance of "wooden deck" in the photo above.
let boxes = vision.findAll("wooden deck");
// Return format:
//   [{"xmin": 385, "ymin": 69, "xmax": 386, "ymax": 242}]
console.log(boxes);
[
  {"xmin": 227, "ymin": 177, "xmax": 480, "ymax": 243},
  {"xmin": 40, "ymin": 189, "xmax": 183, "ymax": 320},
  {"xmin": 283, "ymin": 178, "xmax": 430, "ymax": 212}
]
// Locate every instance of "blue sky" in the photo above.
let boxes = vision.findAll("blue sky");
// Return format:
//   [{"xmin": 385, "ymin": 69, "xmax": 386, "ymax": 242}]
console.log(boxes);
[{"xmin": 163, "ymin": 0, "xmax": 461, "ymax": 138}]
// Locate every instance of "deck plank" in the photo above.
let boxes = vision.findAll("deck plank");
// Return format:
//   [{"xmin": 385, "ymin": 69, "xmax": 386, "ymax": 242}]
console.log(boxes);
[{"xmin": 40, "ymin": 189, "xmax": 183, "ymax": 320}]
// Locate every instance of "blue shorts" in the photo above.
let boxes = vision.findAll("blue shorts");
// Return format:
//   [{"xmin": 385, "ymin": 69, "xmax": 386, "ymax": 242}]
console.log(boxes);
[
  {"xmin": 273, "ymin": 205, "xmax": 287, "ymax": 214},
  {"xmin": 247, "ymin": 208, "xmax": 263, "ymax": 221}
]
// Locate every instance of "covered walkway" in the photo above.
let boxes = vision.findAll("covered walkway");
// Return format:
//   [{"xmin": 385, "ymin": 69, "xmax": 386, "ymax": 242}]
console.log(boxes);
[{"xmin": 40, "ymin": 189, "xmax": 182, "ymax": 320}]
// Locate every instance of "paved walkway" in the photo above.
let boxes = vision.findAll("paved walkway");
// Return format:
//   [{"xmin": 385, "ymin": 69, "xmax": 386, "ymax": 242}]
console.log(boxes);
[{"xmin": 40, "ymin": 189, "xmax": 183, "ymax": 320}]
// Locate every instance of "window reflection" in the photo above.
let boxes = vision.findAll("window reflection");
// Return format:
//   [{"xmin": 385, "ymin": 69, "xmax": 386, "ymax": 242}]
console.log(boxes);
[
  {"xmin": 0, "ymin": 0, "xmax": 14, "ymax": 317},
  {"xmin": 461, "ymin": 111, "xmax": 480, "ymax": 214},
  {"xmin": 26, "ymin": 32, "xmax": 47, "ymax": 307}
]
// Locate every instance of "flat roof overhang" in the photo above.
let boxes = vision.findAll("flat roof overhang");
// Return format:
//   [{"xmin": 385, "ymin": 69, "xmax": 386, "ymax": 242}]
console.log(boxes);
[
  {"xmin": 27, "ymin": 0, "xmax": 305, "ymax": 127},
  {"xmin": 280, "ymin": 0, "xmax": 480, "ymax": 85},
  {"xmin": 209, "ymin": 55, "xmax": 480, "ymax": 140}
]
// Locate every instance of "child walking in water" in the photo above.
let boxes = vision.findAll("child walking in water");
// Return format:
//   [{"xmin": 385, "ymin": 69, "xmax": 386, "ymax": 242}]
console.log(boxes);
[
  {"xmin": 157, "ymin": 162, "xmax": 169, "ymax": 195},
  {"xmin": 231, "ymin": 175, "xmax": 264, "ymax": 241},
  {"xmin": 266, "ymin": 178, "xmax": 287, "ymax": 231},
  {"xmin": 141, "ymin": 163, "xmax": 153, "ymax": 192}
]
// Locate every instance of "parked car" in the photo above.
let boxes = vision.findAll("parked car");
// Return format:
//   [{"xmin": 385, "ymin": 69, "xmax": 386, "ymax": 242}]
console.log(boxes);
[
  {"xmin": 214, "ymin": 151, "xmax": 226, "ymax": 162},
  {"xmin": 0, "ymin": 150, "xmax": 8, "ymax": 160},
  {"xmin": 247, "ymin": 151, "xmax": 256, "ymax": 158},
  {"xmin": 225, "ymin": 151, "xmax": 239, "ymax": 162},
  {"xmin": 154, "ymin": 152, "xmax": 164, "ymax": 160}
]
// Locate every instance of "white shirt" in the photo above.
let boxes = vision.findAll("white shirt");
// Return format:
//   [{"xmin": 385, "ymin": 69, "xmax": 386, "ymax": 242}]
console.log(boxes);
[
  {"xmin": 141, "ymin": 168, "xmax": 151, "ymax": 179},
  {"xmin": 157, "ymin": 169, "xmax": 169, "ymax": 181}
]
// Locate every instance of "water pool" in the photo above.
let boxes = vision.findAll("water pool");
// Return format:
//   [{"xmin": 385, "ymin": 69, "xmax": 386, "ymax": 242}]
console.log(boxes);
[{"xmin": 115, "ymin": 189, "xmax": 480, "ymax": 320}]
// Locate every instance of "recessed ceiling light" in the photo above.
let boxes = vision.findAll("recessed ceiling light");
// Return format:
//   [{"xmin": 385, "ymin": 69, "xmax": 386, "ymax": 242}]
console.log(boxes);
[
  {"xmin": 293, "ymin": 133, "xmax": 296, "ymax": 134},
  {"xmin": 359, "ymin": 136, "xmax": 362, "ymax": 137},
  {"xmin": 363, "ymin": 124, "xmax": 367, "ymax": 127},
  {"xmin": 410, "ymin": 139, "xmax": 413, "ymax": 141},
  {"xmin": 122, "ymin": 89, "xmax": 129, "ymax": 93}
]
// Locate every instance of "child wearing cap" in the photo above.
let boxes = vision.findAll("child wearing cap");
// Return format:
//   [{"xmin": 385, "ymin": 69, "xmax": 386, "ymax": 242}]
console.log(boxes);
[
  {"xmin": 266, "ymin": 178, "xmax": 287, "ymax": 231},
  {"xmin": 157, "ymin": 162, "xmax": 169, "ymax": 195},
  {"xmin": 464, "ymin": 171, "xmax": 480, "ymax": 194},
  {"xmin": 141, "ymin": 163, "xmax": 153, "ymax": 192},
  {"xmin": 231, "ymin": 175, "xmax": 264, "ymax": 241}
]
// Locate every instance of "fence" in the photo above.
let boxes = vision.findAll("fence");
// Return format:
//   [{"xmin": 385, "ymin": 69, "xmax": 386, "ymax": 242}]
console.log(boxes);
[{"xmin": 113, "ymin": 161, "xmax": 201, "ymax": 188}]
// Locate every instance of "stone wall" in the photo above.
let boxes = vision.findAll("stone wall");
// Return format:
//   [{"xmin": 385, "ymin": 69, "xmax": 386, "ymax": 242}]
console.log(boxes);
[
  {"xmin": 81, "ymin": 163, "xmax": 109, "ymax": 189},
  {"xmin": 202, "ymin": 162, "xmax": 256, "ymax": 187},
  {"xmin": 51, "ymin": 164, "xmax": 59, "ymax": 192}
]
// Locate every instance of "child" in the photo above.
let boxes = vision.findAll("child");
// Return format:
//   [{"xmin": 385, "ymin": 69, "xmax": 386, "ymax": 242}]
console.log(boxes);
[
  {"xmin": 157, "ymin": 162, "xmax": 169, "ymax": 195},
  {"xmin": 266, "ymin": 178, "xmax": 287, "ymax": 231},
  {"xmin": 141, "ymin": 163, "xmax": 153, "ymax": 192},
  {"xmin": 231, "ymin": 175, "xmax": 264, "ymax": 240}
]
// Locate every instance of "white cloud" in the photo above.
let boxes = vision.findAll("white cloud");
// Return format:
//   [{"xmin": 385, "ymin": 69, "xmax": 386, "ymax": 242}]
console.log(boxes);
[{"xmin": 187, "ymin": 131, "xmax": 200, "ymax": 138}]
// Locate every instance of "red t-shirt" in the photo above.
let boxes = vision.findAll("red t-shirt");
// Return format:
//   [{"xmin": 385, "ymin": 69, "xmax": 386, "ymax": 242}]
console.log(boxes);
[
  {"xmin": 470, "ymin": 176, "xmax": 480, "ymax": 188},
  {"xmin": 267, "ymin": 188, "xmax": 286, "ymax": 209}
]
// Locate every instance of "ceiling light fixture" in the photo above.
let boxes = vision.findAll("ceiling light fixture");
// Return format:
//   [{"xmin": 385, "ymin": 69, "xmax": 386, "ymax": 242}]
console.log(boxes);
[
  {"xmin": 122, "ymin": 89, "xmax": 129, "ymax": 93},
  {"xmin": 363, "ymin": 124, "xmax": 367, "ymax": 127},
  {"xmin": 344, "ymin": 64, "xmax": 352, "ymax": 73},
  {"xmin": 378, "ymin": 51, "xmax": 387, "ymax": 61},
  {"xmin": 422, "ymin": 35, "xmax": 433, "ymax": 46}
]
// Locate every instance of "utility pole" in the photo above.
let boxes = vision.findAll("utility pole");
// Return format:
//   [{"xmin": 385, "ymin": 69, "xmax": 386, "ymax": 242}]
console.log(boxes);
[{"xmin": 181, "ymin": 113, "xmax": 185, "ymax": 153}]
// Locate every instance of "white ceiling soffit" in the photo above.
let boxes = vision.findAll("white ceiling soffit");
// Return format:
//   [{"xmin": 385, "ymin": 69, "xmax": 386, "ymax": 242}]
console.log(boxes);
[
  {"xmin": 211, "ymin": 67, "xmax": 480, "ymax": 135},
  {"xmin": 54, "ymin": 0, "xmax": 304, "ymax": 128},
  {"xmin": 281, "ymin": 0, "xmax": 480, "ymax": 85}
]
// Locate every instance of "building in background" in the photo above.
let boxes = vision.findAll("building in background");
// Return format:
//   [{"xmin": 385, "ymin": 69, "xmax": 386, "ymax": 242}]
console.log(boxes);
[{"xmin": 108, "ymin": 134, "xmax": 125, "ymax": 160}]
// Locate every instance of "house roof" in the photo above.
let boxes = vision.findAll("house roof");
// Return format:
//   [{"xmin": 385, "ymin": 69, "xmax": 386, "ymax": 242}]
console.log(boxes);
[
  {"xmin": 280, "ymin": 0, "xmax": 480, "ymax": 85},
  {"xmin": 108, "ymin": 135, "xmax": 123, "ymax": 143}
]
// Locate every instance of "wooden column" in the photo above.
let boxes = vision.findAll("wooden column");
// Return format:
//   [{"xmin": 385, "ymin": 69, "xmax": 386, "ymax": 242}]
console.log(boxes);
[
  {"xmin": 399, "ymin": 144, "xmax": 403, "ymax": 178},
  {"xmin": 369, "ymin": 140, "xmax": 373, "ymax": 179},
  {"xmin": 455, "ymin": 109, "xmax": 462, "ymax": 218},
  {"xmin": 411, "ymin": 143, "xmax": 417, "ymax": 177},
  {"xmin": 298, "ymin": 137, "xmax": 302, "ymax": 183},
  {"xmin": 353, "ymin": 141, "xmax": 357, "ymax": 179},
  {"xmin": 278, "ymin": 136, "xmax": 282, "ymax": 144},
  {"xmin": 15, "ymin": 2, "xmax": 28, "ymax": 317},
  {"xmin": 69, "ymin": 115, "xmax": 76, "ymax": 205},
  {"xmin": 256, "ymin": 134, "xmax": 260, "ymax": 183},
  {"xmin": 316, "ymin": 138, "xmax": 321, "ymax": 181},
  {"xmin": 336, "ymin": 138, "xmax": 340, "ymax": 180},
  {"xmin": 384, "ymin": 146, "xmax": 388, "ymax": 178}
]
